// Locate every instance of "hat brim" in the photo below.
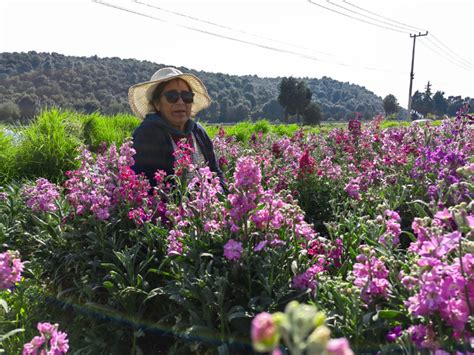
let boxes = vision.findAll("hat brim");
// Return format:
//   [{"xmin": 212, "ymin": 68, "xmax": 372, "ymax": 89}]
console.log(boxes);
[{"xmin": 128, "ymin": 73, "xmax": 211, "ymax": 119}]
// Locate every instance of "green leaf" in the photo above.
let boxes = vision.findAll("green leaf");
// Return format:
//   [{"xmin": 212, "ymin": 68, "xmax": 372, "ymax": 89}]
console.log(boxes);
[
  {"xmin": 373, "ymin": 310, "xmax": 405, "ymax": 321},
  {"xmin": 0, "ymin": 299, "xmax": 9, "ymax": 313},
  {"xmin": 103, "ymin": 281, "xmax": 114, "ymax": 289},
  {"xmin": 0, "ymin": 328, "xmax": 24, "ymax": 342}
]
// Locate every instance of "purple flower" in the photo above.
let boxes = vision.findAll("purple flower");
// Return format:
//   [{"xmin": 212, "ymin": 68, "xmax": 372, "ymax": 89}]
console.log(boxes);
[
  {"xmin": 386, "ymin": 326, "xmax": 402, "ymax": 342},
  {"xmin": 22, "ymin": 178, "xmax": 60, "ymax": 213},
  {"xmin": 0, "ymin": 250, "xmax": 24, "ymax": 290},
  {"xmin": 167, "ymin": 229, "xmax": 184, "ymax": 256},
  {"xmin": 344, "ymin": 181, "xmax": 361, "ymax": 200},
  {"xmin": 223, "ymin": 239, "xmax": 243, "ymax": 261}
]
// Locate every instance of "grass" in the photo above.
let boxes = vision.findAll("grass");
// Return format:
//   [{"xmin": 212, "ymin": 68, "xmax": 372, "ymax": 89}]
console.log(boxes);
[
  {"xmin": 82, "ymin": 112, "xmax": 140, "ymax": 151},
  {"xmin": 14, "ymin": 108, "xmax": 82, "ymax": 183},
  {"xmin": 0, "ymin": 128, "xmax": 17, "ymax": 184}
]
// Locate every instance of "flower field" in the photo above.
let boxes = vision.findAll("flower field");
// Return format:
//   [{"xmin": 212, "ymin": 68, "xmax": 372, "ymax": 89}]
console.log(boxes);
[{"xmin": 0, "ymin": 106, "xmax": 473, "ymax": 354}]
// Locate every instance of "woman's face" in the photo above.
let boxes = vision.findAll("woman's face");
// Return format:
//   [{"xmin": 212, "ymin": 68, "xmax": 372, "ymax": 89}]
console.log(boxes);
[{"xmin": 154, "ymin": 79, "xmax": 193, "ymax": 131}]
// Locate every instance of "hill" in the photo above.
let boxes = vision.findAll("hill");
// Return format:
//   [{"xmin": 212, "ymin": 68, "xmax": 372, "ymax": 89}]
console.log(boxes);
[{"xmin": 0, "ymin": 51, "xmax": 385, "ymax": 122}]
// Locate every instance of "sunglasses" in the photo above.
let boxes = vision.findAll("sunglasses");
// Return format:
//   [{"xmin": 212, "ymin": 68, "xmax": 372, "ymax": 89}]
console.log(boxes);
[{"xmin": 162, "ymin": 90, "xmax": 194, "ymax": 104}]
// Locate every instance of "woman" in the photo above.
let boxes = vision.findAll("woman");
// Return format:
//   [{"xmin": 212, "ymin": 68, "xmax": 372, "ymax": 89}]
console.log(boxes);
[{"xmin": 128, "ymin": 67, "xmax": 225, "ymax": 188}]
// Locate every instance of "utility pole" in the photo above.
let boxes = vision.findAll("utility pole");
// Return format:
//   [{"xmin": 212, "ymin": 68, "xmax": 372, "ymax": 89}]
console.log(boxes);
[{"xmin": 408, "ymin": 31, "xmax": 428, "ymax": 117}]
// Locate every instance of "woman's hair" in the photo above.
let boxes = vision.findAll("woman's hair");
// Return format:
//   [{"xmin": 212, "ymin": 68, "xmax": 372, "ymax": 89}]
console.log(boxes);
[{"xmin": 151, "ymin": 78, "xmax": 193, "ymax": 104}]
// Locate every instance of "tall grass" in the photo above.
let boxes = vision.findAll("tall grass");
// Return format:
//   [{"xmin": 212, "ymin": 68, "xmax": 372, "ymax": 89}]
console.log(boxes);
[
  {"xmin": 15, "ymin": 109, "xmax": 82, "ymax": 183},
  {"xmin": 82, "ymin": 113, "xmax": 140, "ymax": 151},
  {"xmin": 0, "ymin": 128, "xmax": 17, "ymax": 184}
]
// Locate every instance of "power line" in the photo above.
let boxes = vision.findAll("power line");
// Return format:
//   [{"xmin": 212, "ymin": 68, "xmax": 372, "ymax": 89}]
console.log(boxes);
[
  {"xmin": 430, "ymin": 33, "xmax": 474, "ymax": 68},
  {"xmin": 337, "ymin": 0, "xmax": 472, "ymax": 69},
  {"xmin": 93, "ymin": 0, "xmax": 326, "ymax": 62},
  {"xmin": 307, "ymin": 0, "xmax": 409, "ymax": 34},
  {"xmin": 424, "ymin": 36, "xmax": 473, "ymax": 69},
  {"xmin": 341, "ymin": 0, "xmax": 427, "ymax": 33},
  {"xmin": 325, "ymin": 0, "xmax": 411, "ymax": 34},
  {"xmin": 134, "ymin": 0, "xmax": 333, "ymax": 57},
  {"xmin": 308, "ymin": 0, "xmax": 473, "ymax": 73},
  {"xmin": 418, "ymin": 39, "xmax": 472, "ymax": 71},
  {"xmin": 93, "ymin": 0, "xmax": 406, "ymax": 75}
]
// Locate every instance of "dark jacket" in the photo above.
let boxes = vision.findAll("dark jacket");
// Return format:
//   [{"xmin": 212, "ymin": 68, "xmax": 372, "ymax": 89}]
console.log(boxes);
[{"xmin": 131, "ymin": 113, "xmax": 225, "ymax": 189}]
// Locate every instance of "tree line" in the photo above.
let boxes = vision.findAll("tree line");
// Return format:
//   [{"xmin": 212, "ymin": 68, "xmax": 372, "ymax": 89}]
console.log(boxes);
[
  {"xmin": 382, "ymin": 82, "xmax": 472, "ymax": 119},
  {"xmin": 0, "ymin": 51, "xmax": 384, "ymax": 123}
]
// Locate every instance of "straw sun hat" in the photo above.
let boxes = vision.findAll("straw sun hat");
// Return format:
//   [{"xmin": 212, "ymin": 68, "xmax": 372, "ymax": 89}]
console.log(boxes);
[{"xmin": 128, "ymin": 67, "xmax": 211, "ymax": 119}]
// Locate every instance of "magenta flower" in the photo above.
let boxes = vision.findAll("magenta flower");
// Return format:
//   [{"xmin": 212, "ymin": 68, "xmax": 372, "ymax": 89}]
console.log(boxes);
[
  {"xmin": 167, "ymin": 229, "xmax": 184, "ymax": 256},
  {"xmin": 344, "ymin": 181, "xmax": 361, "ymax": 200},
  {"xmin": 352, "ymin": 250, "xmax": 390, "ymax": 304},
  {"xmin": 386, "ymin": 326, "xmax": 402, "ymax": 342},
  {"xmin": 298, "ymin": 149, "xmax": 315, "ymax": 177},
  {"xmin": 23, "ymin": 322, "xmax": 69, "ymax": 354},
  {"xmin": 172, "ymin": 139, "xmax": 195, "ymax": 177},
  {"xmin": 234, "ymin": 157, "xmax": 262, "ymax": 189},
  {"xmin": 0, "ymin": 250, "xmax": 24, "ymax": 289},
  {"xmin": 326, "ymin": 337, "xmax": 354, "ymax": 355},
  {"xmin": 223, "ymin": 239, "xmax": 243, "ymax": 261}
]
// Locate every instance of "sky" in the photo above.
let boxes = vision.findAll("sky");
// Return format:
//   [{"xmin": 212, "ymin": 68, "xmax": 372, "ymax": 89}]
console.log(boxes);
[{"xmin": 1, "ymin": 0, "xmax": 473, "ymax": 109}]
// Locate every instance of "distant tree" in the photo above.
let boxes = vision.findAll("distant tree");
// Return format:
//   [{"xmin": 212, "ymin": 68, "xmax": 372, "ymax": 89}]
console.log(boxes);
[
  {"xmin": 303, "ymin": 102, "xmax": 322, "ymax": 126},
  {"xmin": 432, "ymin": 91, "xmax": 448, "ymax": 116},
  {"xmin": 82, "ymin": 99, "xmax": 100, "ymax": 114},
  {"xmin": 278, "ymin": 77, "xmax": 299, "ymax": 123},
  {"xmin": 382, "ymin": 94, "xmax": 399, "ymax": 115},
  {"xmin": 16, "ymin": 95, "xmax": 37, "ymax": 119},
  {"xmin": 295, "ymin": 81, "xmax": 312, "ymax": 123},
  {"xmin": 261, "ymin": 99, "xmax": 284, "ymax": 121},
  {"xmin": 0, "ymin": 101, "xmax": 21, "ymax": 122},
  {"xmin": 244, "ymin": 93, "xmax": 256, "ymax": 109},
  {"xmin": 422, "ymin": 81, "xmax": 433, "ymax": 115},
  {"xmin": 411, "ymin": 90, "xmax": 424, "ymax": 115},
  {"xmin": 278, "ymin": 77, "xmax": 312, "ymax": 123}
]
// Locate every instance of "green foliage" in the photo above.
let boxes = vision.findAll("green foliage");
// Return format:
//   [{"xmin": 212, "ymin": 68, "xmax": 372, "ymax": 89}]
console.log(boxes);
[
  {"xmin": 15, "ymin": 109, "xmax": 82, "ymax": 183},
  {"xmin": 82, "ymin": 113, "xmax": 140, "ymax": 151},
  {"xmin": 0, "ymin": 129, "xmax": 17, "ymax": 184}
]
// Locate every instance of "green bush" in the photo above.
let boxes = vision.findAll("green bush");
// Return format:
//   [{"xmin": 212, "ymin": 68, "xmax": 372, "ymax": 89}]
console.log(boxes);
[
  {"xmin": 252, "ymin": 119, "xmax": 271, "ymax": 134},
  {"xmin": 83, "ymin": 113, "xmax": 140, "ymax": 151},
  {"xmin": 15, "ymin": 109, "xmax": 82, "ymax": 183}
]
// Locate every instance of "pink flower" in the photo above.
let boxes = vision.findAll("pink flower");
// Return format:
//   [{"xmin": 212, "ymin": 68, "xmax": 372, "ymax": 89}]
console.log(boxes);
[
  {"xmin": 251, "ymin": 312, "xmax": 279, "ymax": 352},
  {"xmin": 223, "ymin": 239, "xmax": 243, "ymax": 261},
  {"xmin": 234, "ymin": 157, "xmax": 261, "ymax": 189},
  {"xmin": 344, "ymin": 181, "xmax": 360, "ymax": 200},
  {"xmin": 0, "ymin": 250, "xmax": 24, "ymax": 289},
  {"xmin": 167, "ymin": 229, "xmax": 184, "ymax": 256},
  {"xmin": 23, "ymin": 322, "xmax": 69, "ymax": 355},
  {"xmin": 22, "ymin": 178, "xmax": 60, "ymax": 213},
  {"xmin": 326, "ymin": 338, "xmax": 354, "ymax": 355}
]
